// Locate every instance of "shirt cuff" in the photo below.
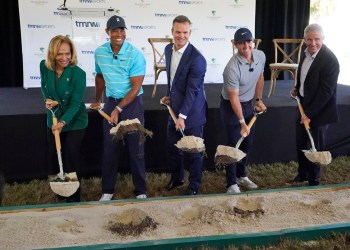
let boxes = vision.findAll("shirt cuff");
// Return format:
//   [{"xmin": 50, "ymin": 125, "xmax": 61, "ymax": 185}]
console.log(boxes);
[{"xmin": 179, "ymin": 113, "xmax": 187, "ymax": 119}]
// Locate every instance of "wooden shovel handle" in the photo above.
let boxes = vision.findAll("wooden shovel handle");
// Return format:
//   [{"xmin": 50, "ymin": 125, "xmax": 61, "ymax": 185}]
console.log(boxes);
[
  {"xmin": 297, "ymin": 99, "xmax": 310, "ymax": 129},
  {"xmin": 98, "ymin": 109, "xmax": 112, "ymax": 121},
  {"xmin": 53, "ymin": 117, "xmax": 61, "ymax": 150},
  {"xmin": 167, "ymin": 105, "xmax": 178, "ymax": 124},
  {"xmin": 242, "ymin": 115, "xmax": 257, "ymax": 137}
]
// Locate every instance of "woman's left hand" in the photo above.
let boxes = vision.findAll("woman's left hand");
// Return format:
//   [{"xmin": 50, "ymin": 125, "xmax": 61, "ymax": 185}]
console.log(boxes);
[{"xmin": 52, "ymin": 122, "xmax": 64, "ymax": 133}]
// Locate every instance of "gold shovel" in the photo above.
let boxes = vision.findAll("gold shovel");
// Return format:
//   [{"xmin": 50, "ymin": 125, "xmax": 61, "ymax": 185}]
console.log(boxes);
[
  {"xmin": 291, "ymin": 95, "xmax": 332, "ymax": 165},
  {"xmin": 47, "ymin": 100, "xmax": 79, "ymax": 197},
  {"xmin": 160, "ymin": 100, "xmax": 205, "ymax": 153},
  {"xmin": 215, "ymin": 109, "xmax": 263, "ymax": 165}
]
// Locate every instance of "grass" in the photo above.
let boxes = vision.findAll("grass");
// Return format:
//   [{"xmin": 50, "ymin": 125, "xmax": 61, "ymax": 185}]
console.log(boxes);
[{"xmin": 1, "ymin": 156, "xmax": 350, "ymax": 249}]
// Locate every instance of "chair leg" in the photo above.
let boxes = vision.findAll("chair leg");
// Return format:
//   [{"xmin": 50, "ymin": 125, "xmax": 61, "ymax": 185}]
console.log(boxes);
[
  {"xmin": 268, "ymin": 71, "xmax": 275, "ymax": 98},
  {"xmin": 152, "ymin": 69, "xmax": 157, "ymax": 98}
]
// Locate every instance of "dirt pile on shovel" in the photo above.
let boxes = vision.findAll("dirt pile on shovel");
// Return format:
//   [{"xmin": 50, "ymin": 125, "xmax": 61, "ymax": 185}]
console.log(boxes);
[
  {"xmin": 175, "ymin": 136, "xmax": 205, "ymax": 153},
  {"xmin": 108, "ymin": 208, "xmax": 158, "ymax": 237},
  {"xmin": 110, "ymin": 118, "xmax": 153, "ymax": 142},
  {"xmin": 215, "ymin": 145, "xmax": 246, "ymax": 166}
]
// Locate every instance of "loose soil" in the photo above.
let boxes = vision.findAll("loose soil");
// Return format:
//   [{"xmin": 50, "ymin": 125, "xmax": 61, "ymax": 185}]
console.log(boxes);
[{"xmin": 1, "ymin": 186, "xmax": 349, "ymax": 249}]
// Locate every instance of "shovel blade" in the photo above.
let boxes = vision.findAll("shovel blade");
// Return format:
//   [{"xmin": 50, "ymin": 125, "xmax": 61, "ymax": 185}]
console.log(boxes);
[
  {"xmin": 215, "ymin": 145, "xmax": 246, "ymax": 165},
  {"xmin": 49, "ymin": 181, "xmax": 80, "ymax": 197},
  {"xmin": 302, "ymin": 150, "xmax": 332, "ymax": 166}
]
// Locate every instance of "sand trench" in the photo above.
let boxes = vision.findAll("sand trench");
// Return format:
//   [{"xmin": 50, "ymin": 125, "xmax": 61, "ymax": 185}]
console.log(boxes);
[{"xmin": 0, "ymin": 186, "xmax": 349, "ymax": 249}]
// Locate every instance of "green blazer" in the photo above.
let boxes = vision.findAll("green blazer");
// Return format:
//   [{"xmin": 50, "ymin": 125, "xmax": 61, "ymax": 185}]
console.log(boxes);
[{"xmin": 40, "ymin": 60, "xmax": 88, "ymax": 131}]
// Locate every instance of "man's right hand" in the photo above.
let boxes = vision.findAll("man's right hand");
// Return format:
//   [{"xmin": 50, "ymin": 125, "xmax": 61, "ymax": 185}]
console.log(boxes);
[
  {"xmin": 89, "ymin": 102, "xmax": 101, "ymax": 110},
  {"xmin": 290, "ymin": 88, "xmax": 297, "ymax": 98},
  {"xmin": 160, "ymin": 96, "xmax": 170, "ymax": 105},
  {"xmin": 240, "ymin": 123, "xmax": 250, "ymax": 137}
]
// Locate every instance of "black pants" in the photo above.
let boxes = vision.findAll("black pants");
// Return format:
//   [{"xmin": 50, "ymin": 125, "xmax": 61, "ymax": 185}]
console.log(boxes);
[
  {"xmin": 296, "ymin": 119, "xmax": 329, "ymax": 185},
  {"xmin": 47, "ymin": 128, "xmax": 85, "ymax": 177},
  {"xmin": 220, "ymin": 97, "xmax": 255, "ymax": 187}
]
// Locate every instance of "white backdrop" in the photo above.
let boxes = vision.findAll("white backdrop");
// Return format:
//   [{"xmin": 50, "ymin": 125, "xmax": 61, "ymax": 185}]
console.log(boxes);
[{"xmin": 19, "ymin": 0, "xmax": 255, "ymax": 88}]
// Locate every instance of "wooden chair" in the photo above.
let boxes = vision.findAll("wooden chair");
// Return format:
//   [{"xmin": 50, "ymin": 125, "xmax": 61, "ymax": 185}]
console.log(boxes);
[
  {"xmin": 231, "ymin": 38, "xmax": 262, "ymax": 53},
  {"xmin": 147, "ymin": 38, "xmax": 173, "ymax": 97},
  {"xmin": 268, "ymin": 38, "xmax": 304, "ymax": 97}
]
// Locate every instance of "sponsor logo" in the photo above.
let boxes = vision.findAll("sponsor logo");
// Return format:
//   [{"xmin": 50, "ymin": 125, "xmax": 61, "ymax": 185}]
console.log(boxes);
[
  {"xmin": 79, "ymin": 0, "xmax": 105, "ymax": 3},
  {"xmin": 207, "ymin": 10, "xmax": 221, "ymax": 20},
  {"xmin": 130, "ymin": 25, "xmax": 156, "ymax": 30},
  {"xmin": 178, "ymin": 1, "xmax": 203, "ymax": 4},
  {"xmin": 30, "ymin": 76, "xmax": 41, "ymax": 80},
  {"xmin": 135, "ymin": 0, "xmax": 150, "ymax": 8},
  {"xmin": 155, "ymin": 13, "xmax": 178, "ymax": 17},
  {"xmin": 81, "ymin": 50, "xmax": 94, "ymax": 55},
  {"xmin": 27, "ymin": 24, "xmax": 55, "ymax": 29},
  {"xmin": 40, "ymin": 47, "xmax": 45, "ymax": 53},
  {"xmin": 30, "ymin": 0, "xmax": 48, "ymax": 6},
  {"xmin": 75, "ymin": 21, "xmax": 100, "ymax": 28},
  {"xmin": 202, "ymin": 37, "xmax": 226, "ymax": 42},
  {"xmin": 229, "ymin": 0, "xmax": 243, "ymax": 8}
]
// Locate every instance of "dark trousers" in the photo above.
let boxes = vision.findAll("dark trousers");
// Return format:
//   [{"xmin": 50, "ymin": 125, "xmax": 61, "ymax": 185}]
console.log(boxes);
[
  {"xmin": 220, "ymin": 97, "xmax": 255, "ymax": 187},
  {"xmin": 47, "ymin": 128, "xmax": 85, "ymax": 176},
  {"xmin": 101, "ymin": 95, "xmax": 146, "ymax": 196},
  {"xmin": 47, "ymin": 128, "xmax": 85, "ymax": 202},
  {"xmin": 167, "ymin": 120, "xmax": 204, "ymax": 192},
  {"xmin": 296, "ymin": 119, "xmax": 329, "ymax": 185}
]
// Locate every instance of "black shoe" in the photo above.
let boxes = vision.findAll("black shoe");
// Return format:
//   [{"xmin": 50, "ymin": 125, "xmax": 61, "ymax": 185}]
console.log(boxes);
[
  {"xmin": 184, "ymin": 187, "xmax": 197, "ymax": 195},
  {"xmin": 165, "ymin": 180, "xmax": 185, "ymax": 191},
  {"xmin": 308, "ymin": 181, "xmax": 320, "ymax": 186},
  {"xmin": 65, "ymin": 189, "xmax": 81, "ymax": 203},
  {"xmin": 287, "ymin": 175, "xmax": 307, "ymax": 184}
]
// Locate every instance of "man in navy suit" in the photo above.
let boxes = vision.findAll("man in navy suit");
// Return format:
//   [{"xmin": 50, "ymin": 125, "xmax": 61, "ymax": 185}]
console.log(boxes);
[
  {"xmin": 160, "ymin": 15, "xmax": 207, "ymax": 195},
  {"xmin": 290, "ymin": 23, "xmax": 339, "ymax": 186}
]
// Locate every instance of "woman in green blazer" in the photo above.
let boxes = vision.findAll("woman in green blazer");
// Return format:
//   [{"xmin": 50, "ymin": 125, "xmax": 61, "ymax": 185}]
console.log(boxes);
[{"xmin": 40, "ymin": 35, "xmax": 88, "ymax": 202}]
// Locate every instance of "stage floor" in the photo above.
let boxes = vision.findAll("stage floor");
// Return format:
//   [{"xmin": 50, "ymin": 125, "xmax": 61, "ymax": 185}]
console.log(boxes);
[{"xmin": 1, "ymin": 81, "xmax": 349, "ymax": 182}]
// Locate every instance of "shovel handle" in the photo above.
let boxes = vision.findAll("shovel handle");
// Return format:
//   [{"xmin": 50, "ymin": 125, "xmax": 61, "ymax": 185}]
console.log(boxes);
[
  {"xmin": 242, "ymin": 115, "xmax": 257, "ymax": 137},
  {"xmin": 166, "ymin": 105, "xmax": 178, "ymax": 124},
  {"xmin": 296, "ymin": 98, "xmax": 310, "ymax": 129},
  {"xmin": 98, "ymin": 109, "xmax": 112, "ymax": 121},
  {"xmin": 53, "ymin": 117, "xmax": 61, "ymax": 150}
]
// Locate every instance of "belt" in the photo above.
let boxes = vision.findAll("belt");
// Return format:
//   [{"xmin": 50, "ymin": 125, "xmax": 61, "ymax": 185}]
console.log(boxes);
[
  {"xmin": 221, "ymin": 95, "xmax": 252, "ymax": 105},
  {"xmin": 240, "ymin": 100, "xmax": 252, "ymax": 105},
  {"xmin": 107, "ymin": 96, "xmax": 123, "ymax": 102}
]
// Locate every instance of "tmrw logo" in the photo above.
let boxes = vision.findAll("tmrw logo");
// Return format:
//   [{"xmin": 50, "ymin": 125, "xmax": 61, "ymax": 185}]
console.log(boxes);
[
  {"xmin": 202, "ymin": 37, "xmax": 226, "ymax": 42},
  {"xmin": 155, "ymin": 13, "xmax": 178, "ymax": 17},
  {"xmin": 30, "ymin": 76, "xmax": 41, "ymax": 80},
  {"xmin": 79, "ymin": 0, "xmax": 105, "ymax": 3},
  {"xmin": 81, "ymin": 50, "xmax": 94, "ymax": 55},
  {"xmin": 27, "ymin": 24, "xmax": 55, "ymax": 29},
  {"xmin": 178, "ymin": 1, "xmax": 203, "ymax": 4},
  {"xmin": 75, "ymin": 21, "xmax": 100, "ymax": 28},
  {"xmin": 130, "ymin": 25, "xmax": 156, "ymax": 30},
  {"xmin": 225, "ymin": 25, "xmax": 239, "ymax": 30}
]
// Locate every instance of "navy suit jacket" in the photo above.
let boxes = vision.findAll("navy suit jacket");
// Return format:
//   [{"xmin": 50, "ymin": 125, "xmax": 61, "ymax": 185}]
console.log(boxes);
[
  {"xmin": 165, "ymin": 43, "xmax": 207, "ymax": 128},
  {"xmin": 296, "ymin": 44, "xmax": 339, "ymax": 127}
]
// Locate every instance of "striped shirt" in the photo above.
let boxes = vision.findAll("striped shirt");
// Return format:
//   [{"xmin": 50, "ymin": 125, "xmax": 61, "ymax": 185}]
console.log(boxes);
[{"xmin": 94, "ymin": 41, "xmax": 146, "ymax": 99}]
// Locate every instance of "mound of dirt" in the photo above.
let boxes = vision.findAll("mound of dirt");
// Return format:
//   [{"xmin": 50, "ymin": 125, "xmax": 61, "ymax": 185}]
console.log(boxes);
[{"xmin": 108, "ymin": 208, "xmax": 158, "ymax": 236}]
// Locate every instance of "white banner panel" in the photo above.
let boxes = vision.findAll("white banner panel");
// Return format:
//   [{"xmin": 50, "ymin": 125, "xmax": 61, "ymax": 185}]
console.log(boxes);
[{"xmin": 18, "ymin": 0, "xmax": 255, "ymax": 88}]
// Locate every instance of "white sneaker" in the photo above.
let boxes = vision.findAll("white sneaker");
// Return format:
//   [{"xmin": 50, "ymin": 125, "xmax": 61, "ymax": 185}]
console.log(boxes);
[
  {"xmin": 99, "ymin": 193, "xmax": 113, "ymax": 201},
  {"xmin": 236, "ymin": 177, "xmax": 258, "ymax": 189},
  {"xmin": 136, "ymin": 194, "xmax": 147, "ymax": 199},
  {"xmin": 227, "ymin": 184, "xmax": 241, "ymax": 194}
]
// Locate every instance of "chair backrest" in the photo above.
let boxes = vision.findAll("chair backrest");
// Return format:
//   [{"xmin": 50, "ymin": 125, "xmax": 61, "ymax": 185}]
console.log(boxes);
[
  {"xmin": 147, "ymin": 38, "xmax": 173, "ymax": 66},
  {"xmin": 272, "ymin": 38, "xmax": 304, "ymax": 64},
  {"xmin": 231, "ymin": 38, "xmax": 262, "ymax": 54}
]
